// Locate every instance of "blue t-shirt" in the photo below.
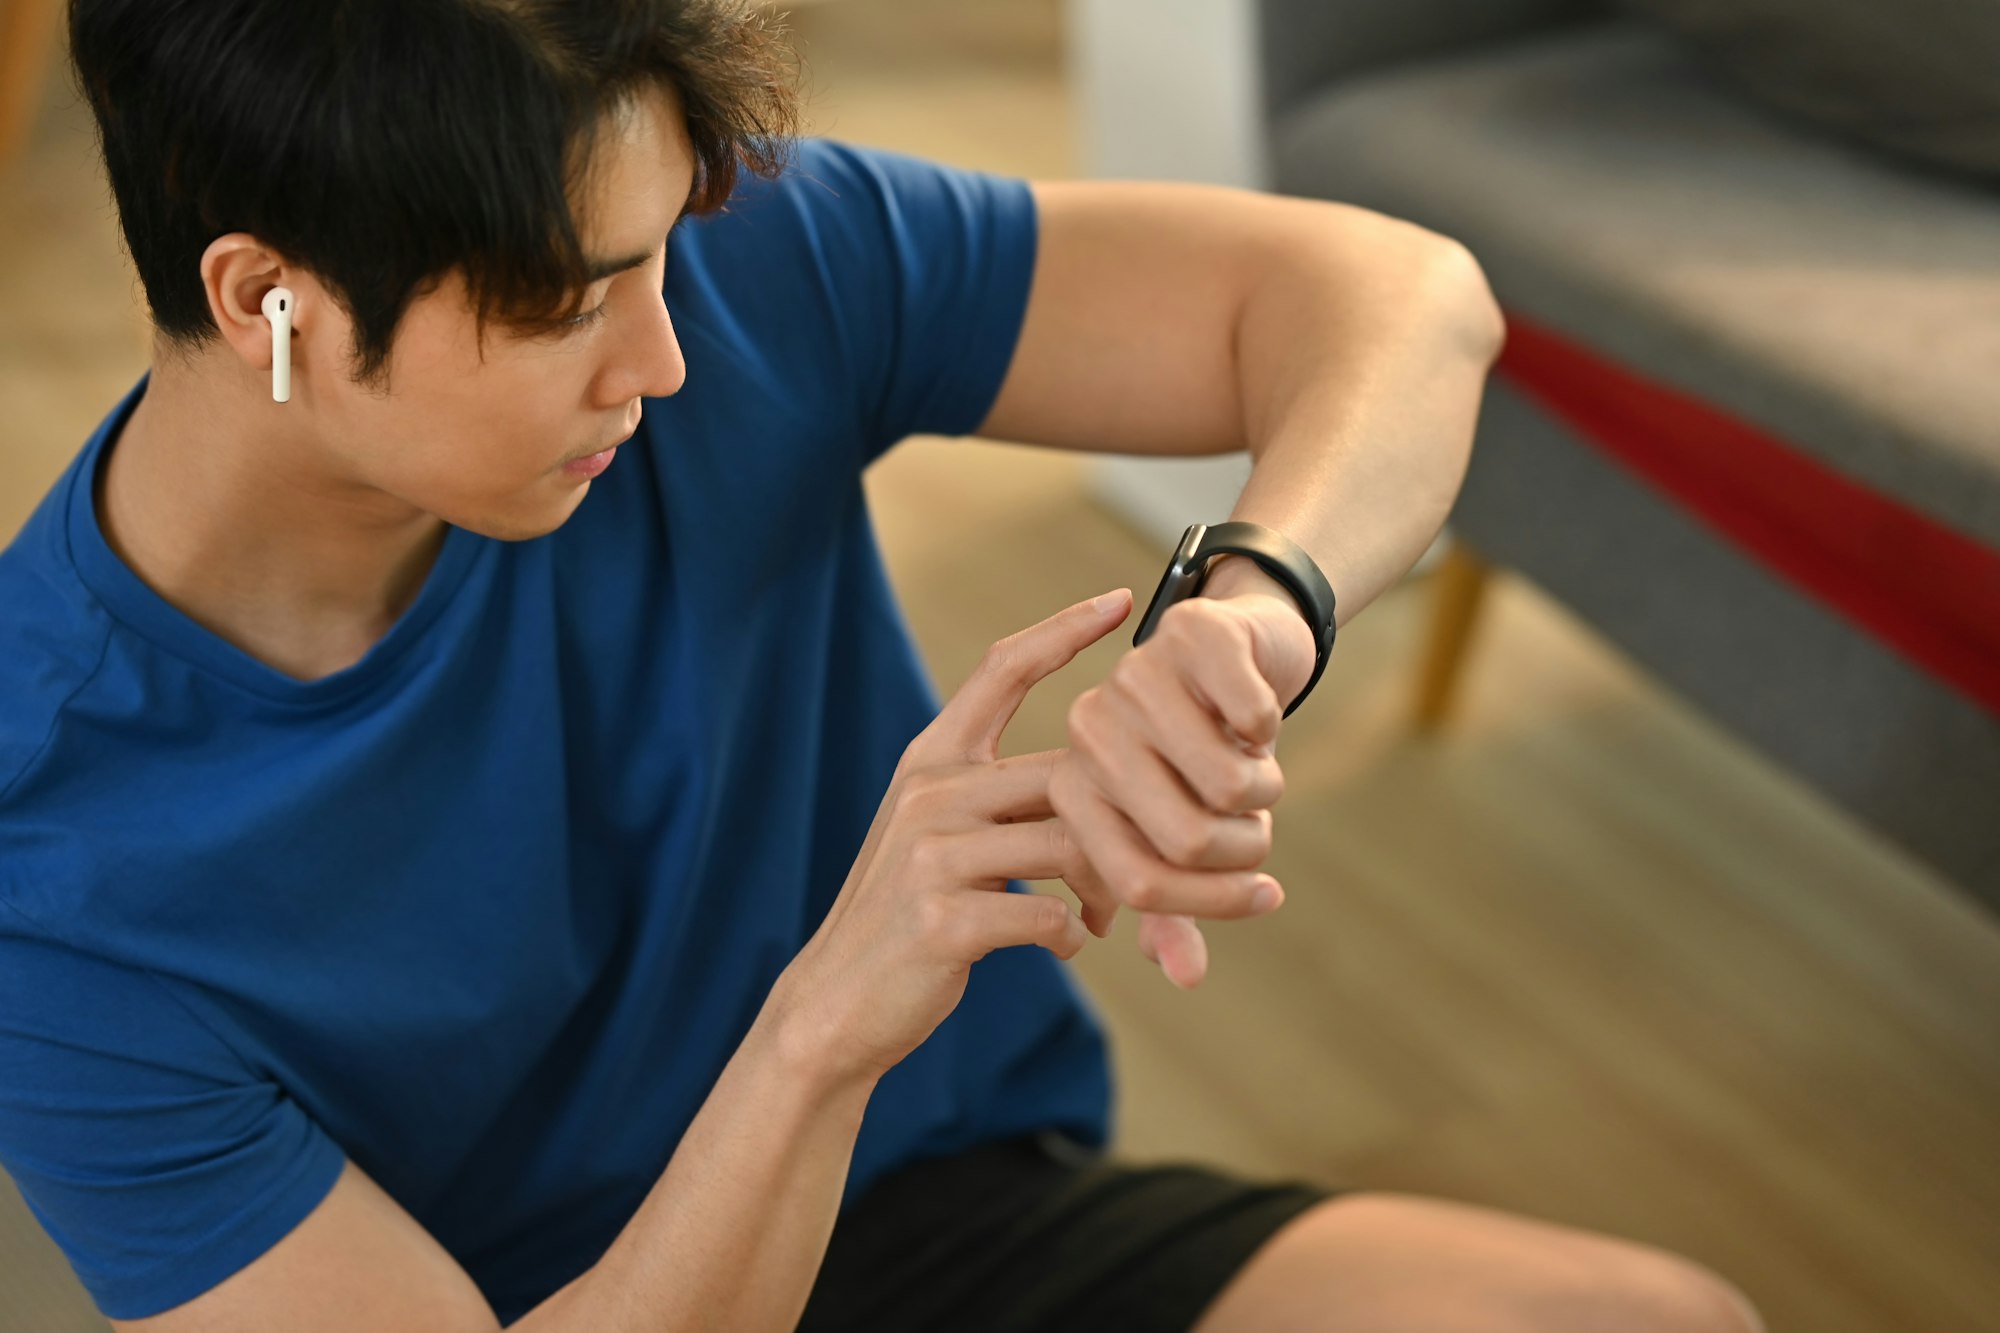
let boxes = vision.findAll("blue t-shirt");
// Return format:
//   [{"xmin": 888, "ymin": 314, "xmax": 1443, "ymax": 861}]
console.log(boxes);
[{"xmin": 0, "ymin": 137, "xmax": 1112, "ymax": 1323}]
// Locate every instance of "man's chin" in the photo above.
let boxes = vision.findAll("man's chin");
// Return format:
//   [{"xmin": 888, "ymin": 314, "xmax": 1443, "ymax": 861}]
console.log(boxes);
[{"xmin": 447, "ymin": 496, "xmax": 583, "ymax": 544}]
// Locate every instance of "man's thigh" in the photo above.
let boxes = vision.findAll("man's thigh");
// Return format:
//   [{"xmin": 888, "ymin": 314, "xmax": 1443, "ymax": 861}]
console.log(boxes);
[{"xmin": 1193, "ymin": 1192, "xmax": 1763, "ymax": 1333}]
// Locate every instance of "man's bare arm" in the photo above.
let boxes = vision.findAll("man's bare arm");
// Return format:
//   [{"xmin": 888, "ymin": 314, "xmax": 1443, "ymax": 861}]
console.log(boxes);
[
  {"xmin": 105, "ymin": 545, "xmax": 1135, "ymax": 1333},
  {"xmin": 111, "ymin": 989, "xmax": 876, "ymax": 1333},
  {"xmin": 980, "ymin": 179, "xmax": 1504, "ymax": 628}
]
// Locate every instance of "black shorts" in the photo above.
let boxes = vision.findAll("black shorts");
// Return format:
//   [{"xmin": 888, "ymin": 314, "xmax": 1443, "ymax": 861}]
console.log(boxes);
[{"xmin": 797, "ymin": 1130, "xmax": 1339, "ymax": 1333}]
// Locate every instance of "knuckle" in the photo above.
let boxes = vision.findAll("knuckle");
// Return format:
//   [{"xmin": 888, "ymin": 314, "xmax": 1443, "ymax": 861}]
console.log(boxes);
[
  {"xmin": 1033, "ymin": 894, "xmax": 1070, "ymax": 940},
  {"xmin": 979, "ymin": 634, "xmax": 1016, "ymax": 671},
  {"xmin": 1108, "ymin": 653, "xmax": 1148, "ymax": 697},
  {"xmin": 975, "ymin": 642, "xmax": 1019, "ymax": 691},
  {"xmin": 1046, "ymin": 755, "xmax": 1078, "ymax": 809},
  {"xmin": 1066, "ymin": 694, "xmax": 1104, "ymax": 753},
  {"xmin": 1165, "ymin": 820, "xmax": 1213, "ymax": 866},
  {"xmin": 939, "ymin": 911, "xmax": 982, "ymax": 958},
  {"xmin": 1166, "ymin": 597, "xmax": 1230, "ymax": 642},
  {"xmin": 905, "ymin": 832, "xmax": 953, "ymax": 879},
  {"xmin": 1157, "ymin": 608, "xmax": 1196, "ymax": 650},
  {"xmin": 1159, "ymin": 598, "xmax": 1205, "ymax": 635},
  {"xmin": 1210, "ymin": 764, "xmax": 1256, "ymax": 811},
  {"xmin": 894, "ymin": 738, "xmax": 936, "ymax": 780},
  {"xmin": 1123, "ymin": 873, "xmax": 1167, "ymax": 912},
  {"xmin": 1045, "ymin": 819, "xmax": 1077, "ymax": 871},
  {"xmin": 911, "ymin": 892, "xmax": 955, "ymax": 944},
  {"xmin": 886, "ymin": 780, "xmax": 916, "ymax": 821},
  {"xmin": 982, "ymin": 634, "xmax": 1036, "ymax": 686},
  {"xmin": 897, "ymin": 768, "xmax": 953, "ymax": 818},
  {"xmin": 1231, "ymin": 708, "xmax": 1272, "ymax": 753}
]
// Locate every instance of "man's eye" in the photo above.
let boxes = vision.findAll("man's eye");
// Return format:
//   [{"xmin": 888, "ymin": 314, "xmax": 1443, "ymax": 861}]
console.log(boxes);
[{"xmin": 564, "ymin": 302, "xmax": 609, "ymax": 331}]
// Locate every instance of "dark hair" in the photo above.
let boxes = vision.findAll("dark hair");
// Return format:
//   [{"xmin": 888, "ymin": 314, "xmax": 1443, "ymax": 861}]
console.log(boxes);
[{"xmin": 68, "ymin": 0, "xmax": 805, "ymax": 384}]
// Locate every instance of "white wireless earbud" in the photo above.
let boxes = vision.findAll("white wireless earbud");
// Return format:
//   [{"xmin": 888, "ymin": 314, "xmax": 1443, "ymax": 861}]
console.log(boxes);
[{"xmin": 261, "ymin": 286, "xmax": 294, "ymax": 403}]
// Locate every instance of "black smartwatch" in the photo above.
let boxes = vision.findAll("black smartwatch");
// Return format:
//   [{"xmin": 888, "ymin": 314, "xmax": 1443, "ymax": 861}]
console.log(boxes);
[{"xmin": 1132, "ymin": 522, "xmax": 1337, "ymax": 720}]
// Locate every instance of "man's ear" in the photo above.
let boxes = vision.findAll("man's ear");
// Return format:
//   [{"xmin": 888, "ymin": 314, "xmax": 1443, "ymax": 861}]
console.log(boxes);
[{"xmin": 200, "ymin": 234, "xmax": 317, "ymax": 384}]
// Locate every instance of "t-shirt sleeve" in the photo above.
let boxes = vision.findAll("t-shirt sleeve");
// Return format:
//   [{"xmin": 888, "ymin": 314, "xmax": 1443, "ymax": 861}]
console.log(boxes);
[
  {"xmin": 776, "ymin": 138, "xmax": 1040, "ymax": 468},
  {"xmin": 0, "ymin": 908, "xmax": 348, "ymax": 1321}
]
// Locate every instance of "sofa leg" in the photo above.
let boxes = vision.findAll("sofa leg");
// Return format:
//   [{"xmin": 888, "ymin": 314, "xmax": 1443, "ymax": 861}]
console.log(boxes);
[{"xmin": 1414, "ymin": 543, "xmax": 1491, "ymax": 732}]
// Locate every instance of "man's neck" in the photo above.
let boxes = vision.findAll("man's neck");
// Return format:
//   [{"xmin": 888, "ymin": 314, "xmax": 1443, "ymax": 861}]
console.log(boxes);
[{"xmin": 98, "ymin": 357, "xmax": 450, "ymax": 683}]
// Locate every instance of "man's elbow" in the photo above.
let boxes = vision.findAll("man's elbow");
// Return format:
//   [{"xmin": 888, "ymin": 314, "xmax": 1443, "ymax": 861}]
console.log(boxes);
[{"xmin": 1424, "ymin": 232, "xmax": 1507, "ymax": 369}]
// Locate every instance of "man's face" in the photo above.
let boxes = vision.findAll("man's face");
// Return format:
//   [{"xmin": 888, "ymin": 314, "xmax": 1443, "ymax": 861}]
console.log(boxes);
[{"xmin": 306, "ymin": 83, "xmax": 694, "ymax": 542}]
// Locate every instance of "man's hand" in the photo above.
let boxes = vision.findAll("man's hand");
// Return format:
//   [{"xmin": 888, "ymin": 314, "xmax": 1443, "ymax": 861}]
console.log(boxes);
[
  {"xmin": 781, "ymin": 590, "xmax": 1123, "ymax": 1083},
  {"xmin": 1052, "ymin": 577, "xmax": 1318, "ymax": 987}
]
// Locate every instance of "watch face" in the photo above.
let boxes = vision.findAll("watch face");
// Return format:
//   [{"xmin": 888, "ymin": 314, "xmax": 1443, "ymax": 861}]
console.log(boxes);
[{"xmin": 1133, "ymin": 524, "xmax": 1208, "ymax": 647}]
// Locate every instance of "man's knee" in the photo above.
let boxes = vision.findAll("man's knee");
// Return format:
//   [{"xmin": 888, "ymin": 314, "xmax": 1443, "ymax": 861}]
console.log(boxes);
[
  {"xmin": 1542, "ymin": 1239, "xmax": 1764, "ymax": 1333},
  {"xmin": 1193, "ymin": 1193, "xmax": 1763, "ymax": 1333},
  {"xmin": 1184, "ymin": 1184, "xmax": 1768, "ymax": 1320}
]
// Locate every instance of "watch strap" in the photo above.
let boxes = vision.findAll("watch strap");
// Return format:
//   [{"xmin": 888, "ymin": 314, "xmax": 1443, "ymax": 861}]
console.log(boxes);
[
  {"xmin": 1133, "ymin": 521, "xmax": 1337, "ymax": 720},
  {"xmin": 1191, "ymin": 522, "xmax": 1336, "ymax": 719}
]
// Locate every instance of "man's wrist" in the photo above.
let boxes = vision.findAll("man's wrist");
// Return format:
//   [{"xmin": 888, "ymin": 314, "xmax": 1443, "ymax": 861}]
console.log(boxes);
[
  {"xmin": 1200, "ymin": 553, "xmax": 1300, "ymax": 613},
  {"xmin": 1200, "ymin": 554, "xmax": 1319, "ymax": 702},
  {"xmin": 753, "ymin": 971, "xmax": 884, "ymax": 1101}
]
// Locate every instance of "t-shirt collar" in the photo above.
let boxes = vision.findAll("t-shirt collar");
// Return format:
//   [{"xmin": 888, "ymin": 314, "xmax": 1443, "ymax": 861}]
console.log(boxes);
[{"xmin": 65, "ymin": 372, "xmax": 482, "ymax": 707}]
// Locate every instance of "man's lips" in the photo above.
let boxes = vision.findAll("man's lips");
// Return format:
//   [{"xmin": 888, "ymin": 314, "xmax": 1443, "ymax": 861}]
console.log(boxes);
[
  {"xmin": 569, "ymin": 419, "xmax": 640, "ymax": 465},
  {"xmin": 563, "ymin": 446, "xmax": 617, "ymax": 478}
]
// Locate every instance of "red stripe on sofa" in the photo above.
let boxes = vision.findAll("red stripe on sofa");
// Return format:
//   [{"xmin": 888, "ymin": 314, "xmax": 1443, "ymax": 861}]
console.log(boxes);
[{"xmin": 1494, "ymin": 313, "xmax": 2000, "ymax": 717}]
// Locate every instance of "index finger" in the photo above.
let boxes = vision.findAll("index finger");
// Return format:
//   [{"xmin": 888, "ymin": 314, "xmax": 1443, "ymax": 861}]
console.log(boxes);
[
  {"xmin": 921, "ymin": 589, "xmax": 1132, "ymax": 764},
  {"xmin": 954, "ymin": 747, "xmax": 1064, "ymax": 824}
]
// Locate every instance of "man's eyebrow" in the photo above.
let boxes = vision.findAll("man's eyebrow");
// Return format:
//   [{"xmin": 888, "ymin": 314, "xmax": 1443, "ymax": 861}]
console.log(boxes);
[
  {"xmin": 581, "ymin": 249, "xmax": 656, "ymax": 282},
  {"xmin": 581, "ymin": 186, "xmax": 698, "ymax": 282}
]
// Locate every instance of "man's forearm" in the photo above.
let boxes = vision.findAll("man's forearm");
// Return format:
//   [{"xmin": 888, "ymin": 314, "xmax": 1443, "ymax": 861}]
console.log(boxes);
[
  {"xmin": 1204, "ymin": 216, "xmax": 1505, "ymax": 629},
  {"xmin": 510, "ymin": 984, "xmax": 876, "ymax": 1332}
]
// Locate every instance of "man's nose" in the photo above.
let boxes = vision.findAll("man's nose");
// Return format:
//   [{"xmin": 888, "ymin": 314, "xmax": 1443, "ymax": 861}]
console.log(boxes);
[{"xmin": 612, "ymin": 291, "xmax": 686, "ymax": 403}]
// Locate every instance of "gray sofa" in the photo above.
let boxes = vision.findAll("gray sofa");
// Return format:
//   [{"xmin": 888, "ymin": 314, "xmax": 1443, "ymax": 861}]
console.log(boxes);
[{"xmin": 1076, "ymin": 0, "xmax": 2000, "ymax": 900}]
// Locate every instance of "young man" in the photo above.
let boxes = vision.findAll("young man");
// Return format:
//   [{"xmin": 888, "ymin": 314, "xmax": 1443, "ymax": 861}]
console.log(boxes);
[{"xmin": 0, "ymin": 1, "xmax": 1761, "ymax": 1329}]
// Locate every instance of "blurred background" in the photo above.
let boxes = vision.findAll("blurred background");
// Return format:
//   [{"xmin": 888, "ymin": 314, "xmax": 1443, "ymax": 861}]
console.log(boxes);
[{"xmin": 4, "ymin": 1, "xmax": 1998, "ymax": 1330}]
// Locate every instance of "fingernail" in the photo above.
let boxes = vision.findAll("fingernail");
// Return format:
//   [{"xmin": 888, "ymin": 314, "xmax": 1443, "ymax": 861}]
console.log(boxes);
[
  {"xmin": 1250, "ymin": 880, "xmax": 1283, "ymax": 914},
  {"xmin": 1091, "ymin": 589, "xmax": 1128, "ymax": 613}
]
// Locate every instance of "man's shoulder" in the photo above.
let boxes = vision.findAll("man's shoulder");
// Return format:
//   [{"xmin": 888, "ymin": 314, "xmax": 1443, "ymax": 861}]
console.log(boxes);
[
  {"xmin": 759, "ymin": 135, "xmax": 1016, "ymax": 220},
  {"xmin": 673, "ymin": 136, "xmax": 867, "ymax": 277},
  {"xmin": 0, "ymin": 479, "xmax": 116, "ymax": 811},
  {"xmin": 683, "ymin": 136, "xmax": 987, "ymax": 256},
  {"xmin": 718, "ymin": 135, "xmax": 881, "ymax": 208}
]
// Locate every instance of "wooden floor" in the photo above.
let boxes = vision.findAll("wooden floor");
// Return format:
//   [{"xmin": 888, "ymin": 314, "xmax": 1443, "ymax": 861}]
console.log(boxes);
[{"xmin": 4, "ymin": 3, "xmax": 1996, "ymax": 1330}]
